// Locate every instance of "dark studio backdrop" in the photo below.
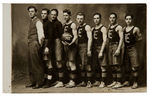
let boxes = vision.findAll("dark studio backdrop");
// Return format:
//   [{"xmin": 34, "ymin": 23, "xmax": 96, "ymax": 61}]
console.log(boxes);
[{"xmin": 12, "ymin": 4, "xmax": 146, "ymax": 85}]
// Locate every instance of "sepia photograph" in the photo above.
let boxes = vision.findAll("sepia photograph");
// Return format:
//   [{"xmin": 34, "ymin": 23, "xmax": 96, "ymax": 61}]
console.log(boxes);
[{"xmin": 4, "ymin": 3, "xmax": 147, "ymax": 93}]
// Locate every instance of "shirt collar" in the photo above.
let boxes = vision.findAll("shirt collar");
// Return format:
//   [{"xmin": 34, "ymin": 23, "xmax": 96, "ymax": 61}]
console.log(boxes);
[
  {"xmin": 65, "ymin": 20, "xmax": 72, "ymax": 25},
  {"xmin": 43, "ymin": 18, "xmax": 49, "ymax": 22},
  {"xmin": 51, "ymin": 18, "xmax": 58, "ymax": 22},
  {"xmin": 109, "ymin": 23, "xmax": 118, "ymax": 28},
  {"xmin": 31, "ymin": 16, "xmax": 37, "ymax": 21},
  {"xmin": 79, "ymin": 23, "xmax": 86, "ymax": 27}
]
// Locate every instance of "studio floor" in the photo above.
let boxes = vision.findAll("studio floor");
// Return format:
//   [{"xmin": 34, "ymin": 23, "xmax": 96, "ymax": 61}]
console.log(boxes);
[{"xmin": 12, "ymin": 81, "xmax": 146, "ymax": 93}]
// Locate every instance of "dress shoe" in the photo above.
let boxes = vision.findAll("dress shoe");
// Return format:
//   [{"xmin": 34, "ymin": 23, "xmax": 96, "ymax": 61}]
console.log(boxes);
[
  {"xmin": 32, "ymin": 85, "xmax": 42, "ymax": 89},
  {"xmin": 25, "ymin": 84, "xmax": 35, "ymax": 88}
]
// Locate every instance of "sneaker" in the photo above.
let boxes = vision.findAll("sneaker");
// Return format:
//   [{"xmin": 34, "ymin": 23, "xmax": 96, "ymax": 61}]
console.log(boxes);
[
  {"xmin": 65, "ymin": 80, "xmax": 75, "ymax": 88},
  {"xmin": 93, "ymin": 81, "xmax": 100, "ymax": 86},
  {"xmin": 99, "ymin": 81, "xmax": 105, "ymax": 88},
  {"xmin": 112, "ymin": 82, "xmax": 123, "ymax": 89},
  {"xmin": 54, "ymin": 81, "xmax": 64, "ymax": 88},
  {"xmin": 86, "ymin": 81, "xmax": 92, "ymax": 88},
  {"xmin": 131, "ymin": 82, "xmax": 138, "ymax": 89},
  {"xmin": 107, "ymin": 81, "xmax": 117, "ymax": 88},
  {"xmin": 123, "ymin": 81, "xmax": 130, "ymax": 87},
  {"xmin": 77, "ymin": 81, "xmax": 86, "ymax": 87}
]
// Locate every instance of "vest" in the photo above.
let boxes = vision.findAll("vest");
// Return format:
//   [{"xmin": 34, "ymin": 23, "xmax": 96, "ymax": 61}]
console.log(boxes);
[{"xmin": 28, "ymin": 17, "xmax": 40, "ymax": 42}]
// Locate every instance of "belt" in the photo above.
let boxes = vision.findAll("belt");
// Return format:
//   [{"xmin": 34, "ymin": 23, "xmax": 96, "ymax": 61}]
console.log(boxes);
[
  {"xmin": 109, "ymin": 42, "xmax": 119, "ymax": 45},
  {"xmin": 126, "ymin": 44, "xmax": 136, "ymax": 48},
  {"xmin": 28, "ymin": 39, "xmax": 38, "ymax": 43}
]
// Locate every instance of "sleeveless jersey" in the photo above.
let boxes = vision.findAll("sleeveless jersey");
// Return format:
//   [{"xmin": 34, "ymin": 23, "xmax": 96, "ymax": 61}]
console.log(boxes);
[
  {"xmin": 124, "ymin": 26, "xmax": 136, "ymax": 46},
  {"xmin": 92, "ymin": 25, "xmax": 104, "ymax": 46},
  {"xmin": 77, "ymin": 24, "xmax": 88, "ymax": 44},
  {"xmin": 63, "ymin": 22, "xmax": 73, "ymax": 36},
  {"xmin": 108, "ymin": 24, "xmax": 120, "ymax": 43}
]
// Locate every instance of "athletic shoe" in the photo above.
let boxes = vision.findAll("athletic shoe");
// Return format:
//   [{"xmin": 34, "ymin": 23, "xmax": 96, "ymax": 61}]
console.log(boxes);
[
  {"xmin": 122, "ymin": 81, "xmax": 130, "ymax": 87},
  {"xmin": 77, "ymin": 81, "xmax": 86, "ymax": 87},
  {"xmin": 99, "ymin": 81, "xmax": 105, "ymax": 88},
  {"xmin": 65, "ymin": 80, "xmax": 75, "ymax": 88},
  {"xmin": 54, "ymin": 81, "xmax": 64, "ymax": 88},
  {"xmin": 107, "ymin": 81, "xmax": 117, "ymax": 88},
  {"xmin": 131, "ymin": 82, "xmax": 138, "ymax": 89},
  {"xmin": 93, "ymin": 81, "xmax": 100, "ymax": 86},
  {"xmin": 112, "ymin": 82, "xmax": 123, "ymax": 89},
  {"xmin": 86, "ymin": 81, "xmax": 92, "ymax": 88}
]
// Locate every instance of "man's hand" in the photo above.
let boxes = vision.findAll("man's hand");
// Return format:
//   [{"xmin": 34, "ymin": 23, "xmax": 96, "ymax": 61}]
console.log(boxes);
[
  {"xmin": 98, "ymin": 52, "xmax": 103, "ymax": 59},
  {"xmin": 44, "ymin": 47, "xmax": 49, "ymax": 54},
  {"xmin": 68, "ymin": 42, "xmax": 73, "ymax": 46},
  {"xmin": 39, "ymin": 38, "xmax": 44, "ymax": 47},
  {"xmin": 87, "ymin": 50, "xmax": 92, "ymax": 57},
  {"xmin": 114, "ymin": 49, "xmax": 120, "ymax": 56},
  {"xmin": 38, "ymin": 39, "xmax": 42, "ymax": 46},
  {"xmin": 62, "ymin": 41, "xmax": 69, "ymax": 46}
]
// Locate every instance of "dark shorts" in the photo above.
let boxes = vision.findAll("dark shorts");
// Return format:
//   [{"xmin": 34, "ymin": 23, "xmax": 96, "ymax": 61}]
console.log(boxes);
[
  {"xmin": 124, "ymin": 45, "xmax": 139, "ymax": 68},
  {"xmin": 92, "ymin": 46, "xmax": 107, "ymax": 67},
  {"xmin": 78, "ymin": 43, "xmax": 88, "ymax": 68},
  {"xmin": 108, "ymin": 43, "xmax": 121, "ymax": 65},
  {"xmin": 64, "ymin": 43, "xmax": 77, "ymax": 61},
  {"xmin": 55, "ymin": 38, "xmax": 63, "ymax": 61}
]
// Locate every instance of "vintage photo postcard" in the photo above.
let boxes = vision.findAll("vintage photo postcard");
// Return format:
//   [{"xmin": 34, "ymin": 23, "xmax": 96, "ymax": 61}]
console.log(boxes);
[{"xmin": 3, "ymin": 3, "xmax": 146, "ymax": 93}]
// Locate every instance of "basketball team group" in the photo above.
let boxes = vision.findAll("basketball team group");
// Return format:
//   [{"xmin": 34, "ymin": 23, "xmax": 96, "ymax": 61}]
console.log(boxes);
[{"xmin": 26, "ymin": 6, "xmax": 142, "ymax": 89}]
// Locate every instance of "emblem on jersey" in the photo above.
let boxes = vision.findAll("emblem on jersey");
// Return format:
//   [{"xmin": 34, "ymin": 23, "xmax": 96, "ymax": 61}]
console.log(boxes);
[
  {"xmin": 64, "ymin": 26, "xmax": 69, "ymax": 32},
  {"xmin": 125, "ymin": 33, "xmax": 130, "ymax": 43},
  {"xmin": 93, "ymin": 30, "xmax": 98, "ymax": 39},
  {"xmin": 78, "ymin": 28, "xmax": 83, "ymax": 37},
  {"xmin": 108, "ymin": 30, "xmax": 113, "ymax": 39}
]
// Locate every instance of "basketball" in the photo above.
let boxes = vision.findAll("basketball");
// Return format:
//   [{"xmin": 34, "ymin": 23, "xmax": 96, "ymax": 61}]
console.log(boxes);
[{"xmin": 61, "ymin": 33, "xmax": 73, "ymax": 43}]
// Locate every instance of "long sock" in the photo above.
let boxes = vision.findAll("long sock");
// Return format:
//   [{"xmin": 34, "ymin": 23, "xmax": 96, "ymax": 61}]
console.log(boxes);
[{"xmin": 87, "ymin": 71, "xmax": 92, "ymax": 82}]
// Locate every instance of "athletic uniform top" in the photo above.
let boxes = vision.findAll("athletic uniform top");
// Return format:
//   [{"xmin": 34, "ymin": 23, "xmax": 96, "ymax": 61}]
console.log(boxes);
[
  {"xmin": 63, "ymin": 21, "xmax": 73, "ymax": 37},
  {"xmin": 77, "ymin": 23, "xmax": 88, "ymax": 44},
  {"xmin": 108, "ymin": 24, "xmax": 120, "ymax": 43},
  {"xmin": 28, "ymin": 17, "xmax": 40, "ymax": 42},
  {"xmin": 92, "ymin": 25, "xmax": 104, "ymax": 46},
  {"xmin": 124, "ymin": 26, "xmax": 136, "ymax": 46},
  {"xmin": 51, "ymin": 19, "xmax": 63, "ymax": 39},
  {"xmin": 43, "ymin": 18, "xmax": 54, "ymax": 48}
]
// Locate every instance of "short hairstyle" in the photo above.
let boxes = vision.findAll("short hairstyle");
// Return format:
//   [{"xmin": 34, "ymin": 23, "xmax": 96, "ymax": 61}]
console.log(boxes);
[
  {"xmin": 63, "ymin": 9, "xmax": 71, "ymax": 16},
  {"xmin": 76, "ymin": 12, "xmax": 85, "ymax": 18},
  {"xmin": 93, "ymin": 12, "xmax": 101, "ymax": 18},
  {"xmin": 125, "ymin": 13, "xmax": 134, "ymax": 19},
  {"xmin": 109, "ymin": 12, "xmax": 117, "ymax": 18},
  {"xmin": 50, "ymin": 9, "xmax": 59, "ymax": 16},
  {"xmin": 27, "ymin": 6, "xmax": 37, "ymax": 12},
  {"xmin": 42, "ymin": 8, "xmax": 50, "ymax": 15}
]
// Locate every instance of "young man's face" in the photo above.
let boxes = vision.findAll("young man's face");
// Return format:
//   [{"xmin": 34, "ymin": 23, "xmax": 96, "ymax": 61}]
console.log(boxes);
[
  {"xmin": 41, "ymin": 10, "xmax": 48, "ymax": 20},
  {"xmin": 50, "ymin": 10, "xmax": 57, "ymax": 20},
  {"xmin": 125, "ymin": 16, "xmax": 132, "ymax": 26},
  {"xmin": 63, "ymin": 12, "xmax": 70, "ymax": 22},
  {"xmin": 109, "ymin": 14, "xmax": 117, "ymax": 24},
  {"xmin": 93, "ymin": 15, "xmax": 101, "ymax": 25},
  {"xmin": 28, "ymin": 8, "xmax": 36, "ymax": 18},
  {"xmin": 76, "ymin": 15, "xmax": 84, "ymax": 25}
]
